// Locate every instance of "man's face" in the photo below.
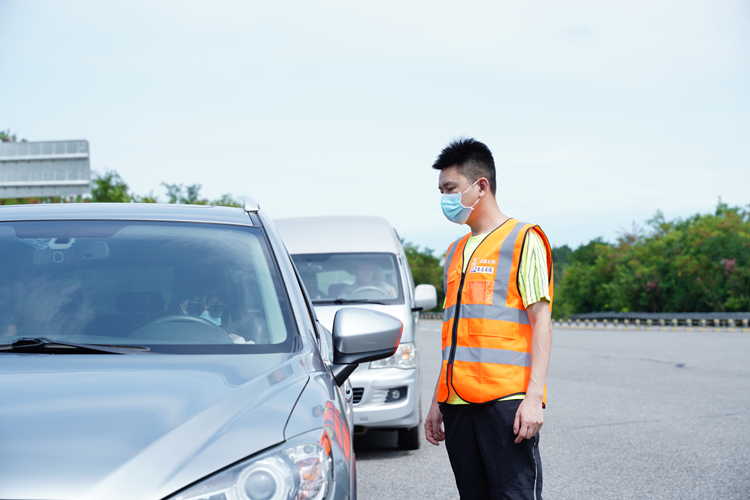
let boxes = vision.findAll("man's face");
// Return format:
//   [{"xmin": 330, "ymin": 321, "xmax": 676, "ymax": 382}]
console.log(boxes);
[
  {"xmin": 438, "ymin": 165, "xmax": 466, "ymax": 195},
  {"xmin": 438, "ymin": 165, "xmax": 480, "ymax": 205},
  {"xmin": 181, "ymin": 290, "xmax": 225, "ymax": 319},
  {"xmin": 355, "ymin": 263, "xmax": 375, "ymax": 284}
]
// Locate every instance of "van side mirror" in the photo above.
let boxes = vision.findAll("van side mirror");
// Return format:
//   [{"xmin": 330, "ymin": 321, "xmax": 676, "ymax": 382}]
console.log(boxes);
[
  {"xmin": 331, "ymin": 308, "xmax": 402, "ymax": 386},
  {"xmin": 412, "ymin": 284, "xmax": 437, "ymax": 312}
]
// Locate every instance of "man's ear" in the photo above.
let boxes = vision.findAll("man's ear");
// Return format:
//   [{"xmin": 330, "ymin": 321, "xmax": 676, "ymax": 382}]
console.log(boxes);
[{"xmin": 478, "ymin": 178, "xmax": 490, "ymax": 196}]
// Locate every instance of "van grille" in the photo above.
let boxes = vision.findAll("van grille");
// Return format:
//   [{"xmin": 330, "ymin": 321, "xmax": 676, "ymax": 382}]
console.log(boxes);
[{"xmin": 352, "ymin": 388, "xmax": 364, "ymax": 404}]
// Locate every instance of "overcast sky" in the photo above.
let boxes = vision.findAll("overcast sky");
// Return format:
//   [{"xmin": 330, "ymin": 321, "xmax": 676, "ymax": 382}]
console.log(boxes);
[{"xmin": 1, "ymin": 0, "xmax": 748, "ymax": 254}]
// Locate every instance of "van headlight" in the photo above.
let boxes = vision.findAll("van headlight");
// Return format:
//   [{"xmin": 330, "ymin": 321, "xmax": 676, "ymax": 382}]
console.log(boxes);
[
  {"xmin": 171, "ymin": 430, "xmax": 333, "ymax": 500},
  {"xmin": 370, "ymin": 342, "xmax": 416, "ymax": 369}
]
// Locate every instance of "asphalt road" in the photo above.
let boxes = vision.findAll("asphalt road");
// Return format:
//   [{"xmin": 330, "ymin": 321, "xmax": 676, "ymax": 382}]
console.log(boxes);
[{"xmin": 355, "ymin": 320, "xmax": 750, "ymax": 499}]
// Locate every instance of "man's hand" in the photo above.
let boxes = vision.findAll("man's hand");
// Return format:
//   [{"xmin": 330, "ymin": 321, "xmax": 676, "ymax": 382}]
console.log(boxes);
[
  {"xmin": 513, "ymin": 396, "xmax": 544, "ymax": 444},
  {"xmin": 424, "ymin": 402, "xmax": 445, "ymax": 446}
]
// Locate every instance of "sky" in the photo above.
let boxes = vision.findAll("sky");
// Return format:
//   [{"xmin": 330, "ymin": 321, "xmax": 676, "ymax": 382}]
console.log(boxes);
[{"xmin": 1, "ymin": 0, "xmax": 749, "ymax": 254}]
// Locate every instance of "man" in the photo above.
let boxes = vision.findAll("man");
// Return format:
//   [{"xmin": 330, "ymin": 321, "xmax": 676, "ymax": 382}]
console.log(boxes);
[
  {"xmin": 424, "ymin": 138, "xmax": 553, "ymax": 500},
  {"xmin": 339, "ymin": 260, "xmax": 396, "ymax": 298},
  {"xmin": 177, "ymin": 287, "xmax": 248, "ymax": 344}
]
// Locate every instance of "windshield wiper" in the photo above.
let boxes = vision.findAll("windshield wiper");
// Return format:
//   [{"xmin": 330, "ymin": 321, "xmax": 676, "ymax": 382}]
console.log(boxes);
[
  {"xmin": 315, "ymin": 298, "xmax": 389, "ymax": 305},
  {"xmin": 0, "ymin": 337, "xmax": 151, "ymax": 354}
]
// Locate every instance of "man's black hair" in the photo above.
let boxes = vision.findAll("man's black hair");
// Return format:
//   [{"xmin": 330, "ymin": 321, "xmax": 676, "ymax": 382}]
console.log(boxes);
[{"xmin": 431, "ymin": 138, "xmax": 496, "ymax": 195}]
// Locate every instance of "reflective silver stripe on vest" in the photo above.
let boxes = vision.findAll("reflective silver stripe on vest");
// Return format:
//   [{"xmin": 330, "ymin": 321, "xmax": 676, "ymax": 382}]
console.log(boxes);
[
  {"xmin": 444, "ymin": 303, "xmax": 530, "ymax": 325},
  {"xmin": 443, "ymin": 220, "xmax": 531, "ymax": 326},
  {"xmin": 492, "ymin": 220, "xmax": 526, "ymax": 307},
  {"xmin": 443, "ymin": 238, "xmax": 461, "ymax": 291},
  {"xmin": 444, "ymin": 304, "xmax": 455, "ymax": 323},
  {"xmin": 442, "ymin": 238, "xmax": 463, "ymax": 322},
  {"xmin": 442, "ymin": 345, "xmax": 531, "ymax": 367}
]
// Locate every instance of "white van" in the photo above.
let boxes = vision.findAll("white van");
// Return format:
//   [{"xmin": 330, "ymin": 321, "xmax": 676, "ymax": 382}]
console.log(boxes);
[{"xmin": 275, "ymin": 216, "xmax": 437, "ymax": 449}]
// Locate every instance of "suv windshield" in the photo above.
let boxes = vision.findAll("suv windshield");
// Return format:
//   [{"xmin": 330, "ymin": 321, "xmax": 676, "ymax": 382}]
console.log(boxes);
[
  {"xmin": 0, "ymin": 221, "xmax": 295, "ymax": 353},
  {"xmin": 291, "ymin": 253, "xmax": 403, "ymax": 305}
]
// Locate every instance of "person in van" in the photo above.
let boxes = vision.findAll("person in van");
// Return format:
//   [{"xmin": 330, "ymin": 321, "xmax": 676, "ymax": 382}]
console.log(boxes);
[{"xmin": 339, "ymin": 260, "xmax": 396, "ymax": 298}]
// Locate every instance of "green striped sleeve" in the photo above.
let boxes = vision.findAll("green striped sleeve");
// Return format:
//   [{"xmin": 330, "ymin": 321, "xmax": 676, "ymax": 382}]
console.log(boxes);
[{"xmin": 518, "ymin": 229, "xmax": 550, "ymax": 308}]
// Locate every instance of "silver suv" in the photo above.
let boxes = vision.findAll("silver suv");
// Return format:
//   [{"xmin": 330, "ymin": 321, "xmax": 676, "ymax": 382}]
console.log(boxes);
[{"xmin": 0, "ymin": 202, "xmax": 401, "ymax": 500}]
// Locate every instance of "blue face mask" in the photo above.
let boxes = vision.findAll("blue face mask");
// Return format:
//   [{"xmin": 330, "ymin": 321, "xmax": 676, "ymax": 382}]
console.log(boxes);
[
  {"xmin": 441, "ymin": 179, "xmax": 481, "ymax": 225},
  {"xmin": 199, "ymin": 310, "xmax": 221, "ymax": 326}
]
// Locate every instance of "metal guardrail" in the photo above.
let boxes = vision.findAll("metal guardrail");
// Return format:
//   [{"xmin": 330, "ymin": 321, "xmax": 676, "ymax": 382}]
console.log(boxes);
[
  {"xmin": 556, "ymin": 315, "xmax": 750, "ymax": 332},
  {"xmin": 568, "ymin": 312, "xmax": 750, "ymax": 329},
  {"xmin": 570, "ymin": 311, "xmax": 750, "ymax": 321},
  {"xmin": 419, "ymin": 312, "xmax": 443, "ymax": 320},
  {"xmin": 421, "ymin": 311, "xmax": 750, "ymax": 332}
]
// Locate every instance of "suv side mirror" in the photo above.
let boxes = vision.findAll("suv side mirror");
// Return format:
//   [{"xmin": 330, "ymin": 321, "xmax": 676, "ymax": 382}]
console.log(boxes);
[
  {"xmin": 331, "ymin": 308, "xmax": 402, "ymax": 386},
  {"xmin": 412, "ymin": 284, "xmax": 437, "ymax": 312}
]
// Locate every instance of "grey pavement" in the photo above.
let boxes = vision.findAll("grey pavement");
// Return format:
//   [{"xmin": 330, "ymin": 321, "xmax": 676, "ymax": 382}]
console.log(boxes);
[
  {"xmin": 355, "ymin": 320, "xmax": 750, "ymax": 500},
  {"xmin": 354, "ymin": 319, "xmax": 459, "ymax": 499}
]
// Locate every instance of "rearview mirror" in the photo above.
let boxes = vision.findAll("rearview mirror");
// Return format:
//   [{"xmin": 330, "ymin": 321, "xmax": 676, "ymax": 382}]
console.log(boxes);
[
  {"xmin": 33, "ymin": 240, "xmax": 110, "ymax": 265},
  {"xmin": 413, "ymin": 284, "xmax": 437, "ymax": 312},
  {"xmin": 330, "ymin": 308, "xmax": 402, "ymax": 385}
]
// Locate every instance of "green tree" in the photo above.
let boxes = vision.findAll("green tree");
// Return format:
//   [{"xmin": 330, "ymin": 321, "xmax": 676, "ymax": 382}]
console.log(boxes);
[
  {"xmin": 402, "ymin": 241, "xmax": 444, "ymax": 311},
  {"xmin": 0, "ymin": 130, "xmax": 26, "ymax": 143},
  {"xmin": 211, "ymin": 194, "xmax": 243, "ymax": 208},
  {"xmin": 551, "ymin": 244, "xmax": 572, "ymax": 268},
  {"xmin": 161, "ymin": 182, "xmax": 241, "ymax": 207},
  {"xmin": 91, "ymin": 171, "xmax": 132, "ymax": 203},
  {"xmin": 553, "ymin": 203, "xmax": 750, "ymax": 318},
  {"xmin": 132, "ymin": 192, "xmax": 158, "ymax": 203},
  {"xmin": 162, "ymin": 183, "xmax": 208, "ymax": 205},
  {"xmin": 552, "ymin": 238, "xmax": 613, "ymax": 319}
]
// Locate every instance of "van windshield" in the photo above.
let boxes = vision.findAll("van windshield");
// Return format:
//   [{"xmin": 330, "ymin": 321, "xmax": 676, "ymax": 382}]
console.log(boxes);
[
  {"xmin": 0, "ymin": 221, "xmax": 296, "ymax": 354},
  {"xmin": 291, "ymin": 253, "xmax": 403, "ymax": 305}
]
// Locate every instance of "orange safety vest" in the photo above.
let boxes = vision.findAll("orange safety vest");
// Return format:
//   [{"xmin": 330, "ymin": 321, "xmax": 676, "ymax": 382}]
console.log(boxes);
[{"xmin": 438, "ymin": 219, "xmax": 553, "ymax": 405}]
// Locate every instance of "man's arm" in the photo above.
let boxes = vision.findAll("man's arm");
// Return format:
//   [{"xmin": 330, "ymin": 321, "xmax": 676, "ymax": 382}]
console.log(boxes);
[
  {"xmin": 513, "ymin": 299, "xmax": 552, "ymax": 444},
  {"xmin": 424, "ymin": 375, "xmax": 445, "ymax": 445}
]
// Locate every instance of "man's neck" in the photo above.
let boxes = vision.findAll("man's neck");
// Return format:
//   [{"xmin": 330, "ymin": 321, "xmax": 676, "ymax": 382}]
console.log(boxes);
[{"xmin": 467, "ymin": 200, "xmax": 509, "ymax": 236}]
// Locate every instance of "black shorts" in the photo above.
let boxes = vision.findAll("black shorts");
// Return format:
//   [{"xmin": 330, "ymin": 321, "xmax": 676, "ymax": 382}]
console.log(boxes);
[{"xmin": 440, "ymin": 399, "xmax": 543, "ymax": 500}]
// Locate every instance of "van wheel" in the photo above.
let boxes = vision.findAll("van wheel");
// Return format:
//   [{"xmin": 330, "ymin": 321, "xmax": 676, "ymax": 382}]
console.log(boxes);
[{"xmin": 397, "ymin": 426, "xmax": 420, "ymax": 450}]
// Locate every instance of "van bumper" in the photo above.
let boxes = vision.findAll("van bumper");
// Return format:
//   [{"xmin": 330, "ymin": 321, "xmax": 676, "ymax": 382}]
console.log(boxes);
[{"xmin": 348, "ymin": 366, "xmax": 420, "ymax": 429}]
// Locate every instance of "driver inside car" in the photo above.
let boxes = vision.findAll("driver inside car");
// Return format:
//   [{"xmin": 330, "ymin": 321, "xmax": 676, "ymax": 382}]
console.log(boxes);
[
  {"xmin": 177, "ymin": 288, "xmax": 248, "ymax": 344},
  {"xmin": 339, "ymin": 261, "xmax": 396, "ymax": 298}
]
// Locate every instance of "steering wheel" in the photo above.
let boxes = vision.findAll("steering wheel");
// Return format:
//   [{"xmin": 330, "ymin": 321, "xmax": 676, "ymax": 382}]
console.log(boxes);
[
  {"xmin": 148, "ymin": 314, "xmax": 220, "ymax": 328},
  {"xmin": 346, "ymin": 286, "xmax": 392, "ymax": 298},
  {"xmin": 130, "ymin": 314, "xmax": 233, "ymax": 343}
]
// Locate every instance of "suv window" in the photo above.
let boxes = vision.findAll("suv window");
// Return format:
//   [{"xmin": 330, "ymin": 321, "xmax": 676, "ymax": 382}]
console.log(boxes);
[
  {"xmin": 291, "ymin": 252, "xmax": 403, "ymax": 305},
  {"xmin": 0, "ymin": 221, "xmax": 296, "ymax": 353}
]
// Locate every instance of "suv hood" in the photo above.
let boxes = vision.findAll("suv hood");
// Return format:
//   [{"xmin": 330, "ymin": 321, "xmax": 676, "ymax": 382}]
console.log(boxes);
[{"xmin": 0, "ymin": 353, "xmax": 309, "ymax": 500}]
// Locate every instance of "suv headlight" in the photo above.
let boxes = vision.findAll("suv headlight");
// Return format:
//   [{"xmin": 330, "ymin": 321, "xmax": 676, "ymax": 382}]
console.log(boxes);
[
  {"xmin": 370, "ymin": 342, "xmax": 416, "ymax": 369},
  {"xmin": 170, "ymin": 430, "xmax": 333, "ymax": 500}
]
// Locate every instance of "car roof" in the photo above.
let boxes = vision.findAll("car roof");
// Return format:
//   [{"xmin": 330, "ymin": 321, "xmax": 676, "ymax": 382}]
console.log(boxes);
[
  {"xmin": 0, "ymin": 203, "xmax": 256, "ymax": 226},
  {"xmin": 275, "ymin": 216, "xmax": 402, "ymax": 254}
]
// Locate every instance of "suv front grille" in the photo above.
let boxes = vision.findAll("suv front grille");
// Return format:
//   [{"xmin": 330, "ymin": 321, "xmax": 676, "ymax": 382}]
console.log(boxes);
[{"xmin": 352, "ymin": 387, "xmax": 364, "ymax": 404}]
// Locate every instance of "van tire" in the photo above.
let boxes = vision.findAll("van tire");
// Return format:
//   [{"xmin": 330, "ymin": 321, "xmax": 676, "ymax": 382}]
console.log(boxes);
[{"xmin": 397, "ymin": 426, "xmax": 420, "ymax": 450}]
